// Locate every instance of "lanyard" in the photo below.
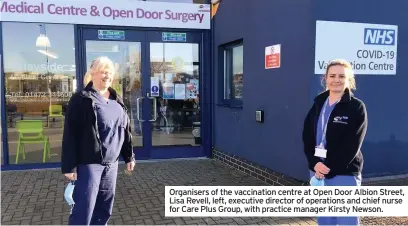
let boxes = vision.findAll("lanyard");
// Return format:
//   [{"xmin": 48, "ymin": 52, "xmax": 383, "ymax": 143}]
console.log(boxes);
[{"xmin": 320, "ymin": 98, "xmax": 337, "ymax": 146}]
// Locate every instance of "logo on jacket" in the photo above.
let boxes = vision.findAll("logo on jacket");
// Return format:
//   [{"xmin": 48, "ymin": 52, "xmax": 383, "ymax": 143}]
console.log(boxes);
[{"xmin": 333, "ymin": 116, "xmax": 348, "ymax": 124}]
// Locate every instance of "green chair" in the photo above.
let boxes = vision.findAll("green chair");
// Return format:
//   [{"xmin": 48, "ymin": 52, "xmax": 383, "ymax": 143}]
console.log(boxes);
[
  {"xmin": 15, "ymin": 120, "xmax": 50, "ymax": 164},
  {"xmin": 48, "ymin": 104, "xmax": 64, "ymax": 128}
]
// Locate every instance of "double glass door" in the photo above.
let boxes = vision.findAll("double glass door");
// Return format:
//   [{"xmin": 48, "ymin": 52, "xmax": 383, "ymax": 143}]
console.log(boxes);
[{"xmin": 80, "ymin": 28, "xmax": 203, "ymax": 160}]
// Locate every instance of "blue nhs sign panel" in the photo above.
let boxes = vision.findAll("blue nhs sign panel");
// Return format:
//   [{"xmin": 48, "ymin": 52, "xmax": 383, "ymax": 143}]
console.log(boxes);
[{"xmin": 364, "ymin": 28, "xmax": 396, "ymax": 45}]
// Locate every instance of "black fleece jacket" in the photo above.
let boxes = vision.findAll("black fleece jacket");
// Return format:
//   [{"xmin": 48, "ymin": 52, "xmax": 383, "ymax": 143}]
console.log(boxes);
[
  {"xmin": 61, "ymin": 82, "xmax": 135, "ymax": 174},
  {"xmin": 302, "ymin": 88, "xmax": 368, "ymax": 179}
]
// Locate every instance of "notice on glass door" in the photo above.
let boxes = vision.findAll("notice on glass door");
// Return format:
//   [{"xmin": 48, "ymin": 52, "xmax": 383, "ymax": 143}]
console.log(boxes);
[
  {"xmin": 151, "ymin": 77, "xmax": 160, "ymax": 97},
  {"xmin": 174, "ymin": 84, "xmax": 186, "ymax": 100},
  {"xmin": 186, "ymin": 79, "xmax": 199, "ymax": 99},
  {"xmin": 163, "ymin": 83, "xmax": 175, "ymax": 99}
]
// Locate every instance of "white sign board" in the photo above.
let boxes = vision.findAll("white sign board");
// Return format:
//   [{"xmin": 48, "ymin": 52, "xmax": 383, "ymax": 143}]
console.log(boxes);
[
  {"xmin": 0, "ymin": 0, "xmax": 211, "ymax": 29},
  {"xmin": 174, "ymin": 84, "xmax": 186, "ymax": 100},
  {"xmin": 315, "ymin": 20, "xmax": 398, "ymax": 75},
  {"xmin": 151, "ymin": 76, "xmax": 160, "ymax": 97}
]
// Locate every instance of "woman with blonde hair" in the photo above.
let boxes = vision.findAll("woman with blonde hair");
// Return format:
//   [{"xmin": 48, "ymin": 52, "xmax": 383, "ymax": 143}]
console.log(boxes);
[
  {"xmin": 302, "ymin": 59, "xmax": 368, "ymax": 225},
  {"xmin": 61, "ymin": 56, "xmax": 135, "ymax": 225}
]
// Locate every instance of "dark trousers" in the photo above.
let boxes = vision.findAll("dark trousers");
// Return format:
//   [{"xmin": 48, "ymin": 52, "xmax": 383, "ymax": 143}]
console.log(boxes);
[{"xmin": 69, "ymin": 162, "xmax": 118, "ymax": 225}]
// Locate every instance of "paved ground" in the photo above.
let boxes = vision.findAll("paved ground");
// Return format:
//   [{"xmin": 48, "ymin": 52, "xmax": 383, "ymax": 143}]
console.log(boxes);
[{"xmin": 1, "ymin": 158, "xmax": 407, "ymax": 225}]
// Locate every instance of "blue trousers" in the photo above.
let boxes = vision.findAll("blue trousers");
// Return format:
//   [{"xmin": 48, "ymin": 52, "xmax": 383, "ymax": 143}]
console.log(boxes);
[
  {"xmin": 69, "ymin": 162, "xmax": 118, "ymax": 225},
  {"xmin": 310, "ymin": 171, "xmax": 362, "ymax": 226}
]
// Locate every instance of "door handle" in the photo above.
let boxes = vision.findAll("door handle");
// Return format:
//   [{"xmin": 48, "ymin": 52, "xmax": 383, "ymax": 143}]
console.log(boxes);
[
  {"xmin": 136, "ymin": 97, "xmax": 145, "ymax": 122},
  {"xmin": 147, "ymin": 94, "xmax": 157, "ymax": 122}
]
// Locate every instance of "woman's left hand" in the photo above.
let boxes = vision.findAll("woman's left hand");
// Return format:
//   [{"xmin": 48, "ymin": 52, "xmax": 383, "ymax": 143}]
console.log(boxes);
[{"xmin": 127, "ymin": 160, "xmax": 135, "ymax": 171}]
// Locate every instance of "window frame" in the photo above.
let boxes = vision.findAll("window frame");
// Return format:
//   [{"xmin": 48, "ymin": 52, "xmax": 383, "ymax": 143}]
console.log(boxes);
[{"xmin": 218, "ymin": 40, "xmax": 243, "ymax": 107}]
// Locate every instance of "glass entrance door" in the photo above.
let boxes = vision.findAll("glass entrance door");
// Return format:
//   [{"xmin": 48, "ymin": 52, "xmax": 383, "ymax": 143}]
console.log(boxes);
[
  {"xmin": 146, "ymin": 31, "xmax": 203, "ymax": 159},
  {"xmin": 79, "ymin": 28, "xmax": 204, "ymax": 160},
  {"xmin": 84, "ymin": 41, "xmax": 143, "ymax": 142},
  {"xmin": 80, "ymin": 28, "xmax": 149, "ymax": 159},
  {"xmin": 149, "ymin": 43, "xmax": 200, "ymax": 146}
]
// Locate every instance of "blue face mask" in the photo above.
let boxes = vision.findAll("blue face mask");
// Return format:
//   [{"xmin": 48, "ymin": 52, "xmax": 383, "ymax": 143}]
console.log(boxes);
[
  {"xmin": 310, "ymin": 176, "xmax": 325, "ymax": 186},
  {"xmin": 64, "ymin": 181, "xmax": 76, "ymax": 206}
]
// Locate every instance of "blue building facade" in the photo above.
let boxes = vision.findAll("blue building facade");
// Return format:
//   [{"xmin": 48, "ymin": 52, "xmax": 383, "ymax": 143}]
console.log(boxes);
[
  {"xmin": 211, "ymin": 0, "xmax": 408, "ymax": 183},
  {"xmin": 1, "ymin": 0, "xmax": 407, "ymax": 183}
]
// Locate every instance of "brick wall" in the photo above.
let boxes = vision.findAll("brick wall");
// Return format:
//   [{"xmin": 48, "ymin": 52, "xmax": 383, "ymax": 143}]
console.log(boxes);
[
  {"xmin": 212, "ymin": 148, "xmax": 408, "ymax": 187},
  {"xmin": 212, "ymin": 148, "xmax": 309, "ymax": 186}
]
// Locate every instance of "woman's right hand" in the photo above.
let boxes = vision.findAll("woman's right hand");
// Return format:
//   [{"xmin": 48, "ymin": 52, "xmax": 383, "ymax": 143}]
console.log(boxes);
[
  {"xmin": 64, "ymin": 173, "xmax": 77, "ymax": 181},
  {"xmin": 314, "ymin": 162, "xmax": 330, "ymax": 176}
]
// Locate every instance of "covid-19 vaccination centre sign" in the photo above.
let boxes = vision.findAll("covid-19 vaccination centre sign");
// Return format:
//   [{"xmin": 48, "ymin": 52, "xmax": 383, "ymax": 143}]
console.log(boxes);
[
  {"xmin": 0, "ymin": 0, "xmax": 211, "ymax": 29},
  {"xmin": 315, "ymin": 20, "xmax": 398, "ymax": 75}
]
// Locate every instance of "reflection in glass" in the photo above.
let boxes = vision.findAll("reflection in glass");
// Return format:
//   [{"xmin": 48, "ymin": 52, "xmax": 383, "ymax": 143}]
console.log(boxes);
[
  {"xmin": 85, "ymin": 41, "xmax": 142, "ymax": 147},
  {"xmin": 224, "ymin": 44, "xmax": 243, "ymax": 100},
  {"xmin": 150, "ymin": 43, "xmax": 200, "ymax": 146},
  {"xmin": 3, "ymin": 22, "xmax": 76, "ymax": 164},
  {"xmin": 232, "ymin": 45, "xmax": 243, "ymax": 99}
]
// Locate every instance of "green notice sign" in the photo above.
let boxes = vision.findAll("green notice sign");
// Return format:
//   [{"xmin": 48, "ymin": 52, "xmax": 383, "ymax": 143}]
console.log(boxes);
[
  {"xmin": 162, "ymin": 32, "xmax": 186, "ymax": 42},
  {"xmin": 98, "ymin": 30, "xmax": 125, "ymax": 40}
]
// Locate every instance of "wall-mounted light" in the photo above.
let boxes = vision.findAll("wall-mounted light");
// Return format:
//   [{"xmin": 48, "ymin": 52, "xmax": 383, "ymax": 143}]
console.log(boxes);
[
  {"xmin": 36, "ymin": 24, "xmax": 51, "ymax": 47},
  {"xmin": 211, "ymin": 0, "xmax": 221, "ymax": 18}
]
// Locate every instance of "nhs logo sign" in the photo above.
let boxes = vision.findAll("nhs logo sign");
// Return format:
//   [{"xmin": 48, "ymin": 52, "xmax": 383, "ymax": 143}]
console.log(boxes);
[
  {"xmin": 364, "ymin": 28, "xmax": 396, "ymax": 45},
  {"xmin": 315, "ymin": 20, "xmax": 398, "ymax": 75}
]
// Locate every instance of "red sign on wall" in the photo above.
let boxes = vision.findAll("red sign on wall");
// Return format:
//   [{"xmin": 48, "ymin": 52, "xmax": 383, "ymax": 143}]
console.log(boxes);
[{"xmin": 265, "ymin": 44, "xmax": 281, "ymax": 69}]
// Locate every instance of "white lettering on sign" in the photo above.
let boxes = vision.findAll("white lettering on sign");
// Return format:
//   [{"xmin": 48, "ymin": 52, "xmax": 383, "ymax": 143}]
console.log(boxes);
[
  {"xmin": 0, "ymin": 0, "xmax": 210, "ymax": 29},
  {"xmin": 315, "ymin": 20, "xmax": 398, "ymax": 75},
  {"xmin": 22, "ymin": 63, "xmax": 73, "ymax": 73}
]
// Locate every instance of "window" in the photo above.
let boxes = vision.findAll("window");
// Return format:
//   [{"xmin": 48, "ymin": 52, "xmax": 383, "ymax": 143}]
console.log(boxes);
[
  {"xmin": 2, "ymin": 22, "xmax": 76, "ymax": 165},
  {"xmin": 221, "ymin": 42, "xmax": 243, "ymax": 106}
]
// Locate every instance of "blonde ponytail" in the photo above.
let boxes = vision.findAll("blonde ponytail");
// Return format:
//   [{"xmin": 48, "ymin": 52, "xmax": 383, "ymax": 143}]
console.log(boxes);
[{"xmin": 83, "ymin": 71, "xmax": 92, "ymax": 86}]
